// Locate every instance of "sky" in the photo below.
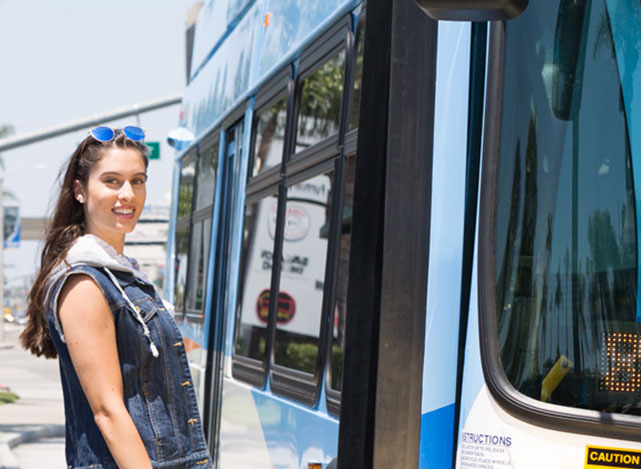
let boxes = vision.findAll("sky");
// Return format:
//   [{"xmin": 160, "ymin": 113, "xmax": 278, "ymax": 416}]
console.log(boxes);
[{"xmin": 0, "ymin": 0, "xmax": 197, "ymax": 285}]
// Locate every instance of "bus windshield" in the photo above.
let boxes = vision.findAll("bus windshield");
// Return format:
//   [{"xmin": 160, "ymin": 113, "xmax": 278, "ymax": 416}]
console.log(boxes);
[{"xmin": 494, "ymin": 0, "xmax": 641, "ymax": 414}]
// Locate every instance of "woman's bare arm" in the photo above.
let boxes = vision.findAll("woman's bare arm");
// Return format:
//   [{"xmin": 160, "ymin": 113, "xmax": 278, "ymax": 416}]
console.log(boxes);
[{"xmin": 58, "ymin": 274, "xmax": 152, "ymax": 469}]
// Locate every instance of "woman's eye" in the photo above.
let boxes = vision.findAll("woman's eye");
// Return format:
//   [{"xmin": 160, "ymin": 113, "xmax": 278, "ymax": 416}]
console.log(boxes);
[
  {"xmin": 105, "ymin": 178, "xmax": 119, "ymax": 184},
  {"xmin": 132, "ymin": 177, "xmax": 146, "ymax": 185}
]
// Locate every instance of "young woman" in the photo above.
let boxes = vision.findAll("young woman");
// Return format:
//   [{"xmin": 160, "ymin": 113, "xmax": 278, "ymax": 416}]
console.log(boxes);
[{"xmin": 20, "ymin": 126, "xmax": 212, "ymax": 469}]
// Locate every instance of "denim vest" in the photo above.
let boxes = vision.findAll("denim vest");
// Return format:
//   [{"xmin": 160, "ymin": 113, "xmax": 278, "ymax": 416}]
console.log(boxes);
[{"xmin": 48, "ymin": 265, "xmax": 211, "ymax": 469}]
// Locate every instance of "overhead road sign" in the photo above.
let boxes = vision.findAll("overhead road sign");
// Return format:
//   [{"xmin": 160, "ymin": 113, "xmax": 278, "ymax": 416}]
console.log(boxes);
[{"xmin": 146, "ymin": 142, "xmax": 160, "ymax": 160}]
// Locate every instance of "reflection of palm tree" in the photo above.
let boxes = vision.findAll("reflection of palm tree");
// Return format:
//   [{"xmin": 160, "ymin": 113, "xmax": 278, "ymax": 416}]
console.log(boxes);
[
  {"xmin": 496, "ymin": 140, "xmax": 521, "ymax": 373},
  {"xmin": 593, "ymin": 13, "xmax": 616, "ymax": 61},
  {"xmin": 255, "ymin": 99, "xmax": 286, "ymax": 173},
  {"xmin": 498, "ymin": 112, "xmax": 541, "ymax": 390},
  {"xmin": 585, "ymin": 209, "xmax": 635, "ymax": 324}
]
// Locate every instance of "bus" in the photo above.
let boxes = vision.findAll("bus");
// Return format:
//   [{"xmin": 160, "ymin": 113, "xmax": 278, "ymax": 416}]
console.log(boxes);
[{"xmin": 165, "ymin": 0, "xmax": 641, "ymax": 467}]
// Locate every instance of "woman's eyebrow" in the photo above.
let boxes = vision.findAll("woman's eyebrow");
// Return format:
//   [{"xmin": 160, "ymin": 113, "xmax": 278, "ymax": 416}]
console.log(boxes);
[{"xmin": 99, "ymin": 171, "xmax": 147, "ymax": 177}]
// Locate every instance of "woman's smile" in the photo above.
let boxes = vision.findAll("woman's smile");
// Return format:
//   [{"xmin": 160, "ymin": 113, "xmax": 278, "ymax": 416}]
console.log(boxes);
[{"xmin": 112, "ymin": 206, "xmax": 136, "ymax": 217}]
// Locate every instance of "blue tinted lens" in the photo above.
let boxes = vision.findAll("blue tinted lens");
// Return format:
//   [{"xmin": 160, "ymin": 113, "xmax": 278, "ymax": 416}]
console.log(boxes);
[
  {"xmin": 123, "ymin": 126, "xmax": 145, "ymax": 141},
  {"xmin": 90, "ymin": 126, "xmax": 115, "ymax": 142}
]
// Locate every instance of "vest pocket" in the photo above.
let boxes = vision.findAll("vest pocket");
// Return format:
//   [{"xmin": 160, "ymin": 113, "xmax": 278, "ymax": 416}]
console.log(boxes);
[{"xmin": 132, "ymin": 297, "xmax": 158, "ymax": 323}]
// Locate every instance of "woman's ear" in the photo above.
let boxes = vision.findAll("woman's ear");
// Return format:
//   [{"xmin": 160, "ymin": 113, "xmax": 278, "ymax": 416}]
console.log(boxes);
[{"xmin": 73, "ymin": 180, "xmax": 85, "ymax": 204}]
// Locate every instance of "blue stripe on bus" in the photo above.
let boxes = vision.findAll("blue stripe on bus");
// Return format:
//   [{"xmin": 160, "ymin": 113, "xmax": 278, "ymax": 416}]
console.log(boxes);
[
  {"xmin": 251, "ymin": 387, "xmax": 339, "ymax": 467},
  {"xmin": 420, "ymin": 404, "xmax": 455, "ymax": 469}
]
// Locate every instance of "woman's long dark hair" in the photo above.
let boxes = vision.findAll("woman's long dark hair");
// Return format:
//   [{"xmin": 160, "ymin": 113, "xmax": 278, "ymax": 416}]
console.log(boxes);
[{"xmin": 20, "ymin": 131, "xmax": 149, "ymax": 358}]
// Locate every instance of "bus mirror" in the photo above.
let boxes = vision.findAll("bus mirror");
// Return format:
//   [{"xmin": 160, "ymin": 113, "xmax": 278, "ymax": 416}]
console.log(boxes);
[
  {"xmin": 551, "ymin": 0, "xmax": 590, "ymax": 121},
  {"xmin": 167, "ymin": 127, "xmax": 195, "ymax": 151},
  {"xmin": 415, "ymin": 0, "xmax": 529, "ymax": 21}
]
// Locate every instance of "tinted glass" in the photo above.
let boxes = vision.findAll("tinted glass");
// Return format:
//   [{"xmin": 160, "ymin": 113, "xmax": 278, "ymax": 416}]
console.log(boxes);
[
  {"xmin": 295, "ymin": 51, "xmax": 345, "ymax": 152},
  {"xmin": 177, "ymin": 156, "xmax": 196, "ymax": 220},
  {"xmin": 329, "ymin": 157, "xmax": 355, "ymax": 391},
  {"xmin": 252, "ymin": 96, "xmax": 287, "ymax": 177},
  {"xmin": 273, "ymin": 171, "xmax": 333, "ymax": 374},
  {"xmin": 173, "ymin": 222, "xmax": 190, "ymax": 316},
  {"xmin": 234, "ymin": 195, "xmax": 278, "ymax": 361},
  {"xmin": 495, "ymin": 0, "xmax": 639, "ymax": 413},
  {"xmin": 185, "ymin": 218, "xmax": 213, "ymax": 317},
  {"xmin": 195, "ymin": 140, "xmax": 219, "ymax": 210},
  {"xmin": 349, "ymin": 23, "xmax": 365, "ymax": 131}
]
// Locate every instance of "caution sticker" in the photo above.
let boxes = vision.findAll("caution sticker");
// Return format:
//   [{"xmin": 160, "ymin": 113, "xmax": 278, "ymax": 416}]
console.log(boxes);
[{"xmin": 585, "ymin": 445, "xmax": 641, "ymax": 468}]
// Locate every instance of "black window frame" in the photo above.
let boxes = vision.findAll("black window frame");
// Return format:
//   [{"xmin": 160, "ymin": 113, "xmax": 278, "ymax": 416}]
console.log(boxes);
[
  {"xmin": 174, "ymin": 146, "xmax": 199, "ymax": 319},
  {"xmin": 325, "ymin": 12, "xmax": 364, "ymax": 415},
  {"xmin": 289, "ymin": 17, "xmax": 352, "ymax": 172},
  {"xmin": 345, "ymin": 12, "xmax": 366, "ymax": 140},
  {"xmin": 479, "ymin": 20, "xmax": 641, "ymax": 441},
  {"xmin": 249, "ymin": 67, "xmax": 292, "ymax": 183},
  {"xmin": 230, "ymin": 63, "xmax": 293, "ymax": 387},
  {"xmin": 270, "ymin": 157, "xmax": 339, "ymax": 405},
  {"xmin": 269, "ymin": 16, "xmax": 352, "ymax": 406},
  {"xmin": 231, "ymin": 183, "xmax": 281, "ymax": 388},
  {"xmin": 183, "ymin": 128, "xmax": 221, "ymax": 322},
  {"xmin": 230, "ymin": 13, "xmax": 359, "ymax": 408},
  {"xmin": 324, "ymin": 149, "xmax": 356, "ymax": 415}
]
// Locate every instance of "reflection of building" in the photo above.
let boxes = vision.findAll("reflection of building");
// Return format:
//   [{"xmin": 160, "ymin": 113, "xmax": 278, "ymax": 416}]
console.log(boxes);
[{"xmin": 125, "ymin": 204, "xmax": 169, "ymax": 289}]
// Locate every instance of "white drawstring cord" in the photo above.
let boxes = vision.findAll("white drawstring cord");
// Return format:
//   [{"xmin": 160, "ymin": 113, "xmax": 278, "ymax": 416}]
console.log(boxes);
[{"xmin": 104, "ymin": 267, "xmax": 159, "ymax": 358}]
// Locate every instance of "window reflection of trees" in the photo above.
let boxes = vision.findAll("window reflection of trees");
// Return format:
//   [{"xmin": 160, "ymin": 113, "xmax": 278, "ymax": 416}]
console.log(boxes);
[
  {"xmin": 177, "ymin": 159, "xmax": 195, "ymax": 219},
  {"xmin": 495, "ymin": 0, "xmax": 638, "ymax": 412},
  {"xmin": 330, "ymin": 156, "xmax": 356, "ymax": 391},
  {"xmin": 253, "ymin": 97, "xmax": 287, "ymax": 176},
  {"xmin": 234, "ymin": 200, "xmax": 269, "ymax": 361},
  {"xmin": 349, "ymin": 23, "xmax": 365, "ymax": 132},
  {"xmin": 296, "ymin": 51, "xmax": 345, "ymax": 151},
  {"xmin": 195, "ymin": 143, "xmax": 218, "ymax": 210},
  {"xmin": 174, "ymin": 223, "xmax": 190, "ymax": 318}
]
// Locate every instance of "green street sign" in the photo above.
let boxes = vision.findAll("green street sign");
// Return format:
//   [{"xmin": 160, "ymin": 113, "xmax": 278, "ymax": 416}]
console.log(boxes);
[{"xmin": 146, "ymin": 142, "xmax": 160, "ymax": 160}]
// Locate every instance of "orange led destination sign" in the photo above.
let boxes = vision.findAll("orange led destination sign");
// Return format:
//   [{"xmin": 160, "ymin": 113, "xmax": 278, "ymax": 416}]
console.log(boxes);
[
  {"xmin": 601, "ymin": 332, "xmax": 641, "ymax": 393},
  {"xmin": 585, "ymin": 445, "xmax": 641, "ymax": 469}
]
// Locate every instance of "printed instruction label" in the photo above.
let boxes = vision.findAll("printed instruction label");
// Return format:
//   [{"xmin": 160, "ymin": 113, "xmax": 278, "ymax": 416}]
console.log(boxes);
[
  {"xmin": 585, "ymin": 445, "xmax": 641, "ymax": 468},
  {"xmin": 458, "ymin": 431, "xmax": 513, "ymax": 468}
]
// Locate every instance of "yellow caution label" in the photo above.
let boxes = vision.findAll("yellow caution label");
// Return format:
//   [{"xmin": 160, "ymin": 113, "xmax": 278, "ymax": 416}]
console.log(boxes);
[{"xmin": 585, "ymin": 445, "xmax": 641, "ymax": 468}]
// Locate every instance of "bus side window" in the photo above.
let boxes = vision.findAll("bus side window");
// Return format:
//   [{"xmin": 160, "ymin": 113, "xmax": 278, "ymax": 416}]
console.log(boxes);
[
  {"xmin": 348, "ymin": 19, "xmax": 365, "ymax": 132},
  {"xmin": 328, "ymin": 155, "xmax": 356, "ymax": 393},
  {"xmin": 327, "ymin": 17, "xmax": 363, "ymax": 406},
  {"xmin": 273, "ymin": 169, "xmax": 335, "ymax": 374},
  {"xmin": 294, "ymin": 50, "xmax": 346, "ymax": 153},
  {"xmin": 234, "ymin": 195, "xmax": 278, "ymax": 362},
  {"xmin": 174, "ymin": 151, "xmax": 197, "ymax": 319},
  {"xmin": 251, "ymin": 95, "xmax": 287, "ymax": 177},
  {"xmin": 185, "ymin": 140, "xmax": 219, "ymax": 320}
]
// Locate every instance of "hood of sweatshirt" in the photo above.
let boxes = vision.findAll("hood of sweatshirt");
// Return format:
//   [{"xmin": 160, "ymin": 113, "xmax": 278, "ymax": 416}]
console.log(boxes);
[{"xmin": 45, "ymin": 234, "xmax": 171, "ymax": 357}]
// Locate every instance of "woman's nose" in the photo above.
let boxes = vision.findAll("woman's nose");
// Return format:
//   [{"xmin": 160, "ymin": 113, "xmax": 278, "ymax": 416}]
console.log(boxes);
[{"xmin": 118, "ymin": 181, "xmax": 135, "ymax": 200}]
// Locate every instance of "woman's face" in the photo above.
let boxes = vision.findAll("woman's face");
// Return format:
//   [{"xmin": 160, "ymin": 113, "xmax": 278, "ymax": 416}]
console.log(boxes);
[{"xmin": 75, "ymin": 147, "xmax": 147, "ymax": 251}]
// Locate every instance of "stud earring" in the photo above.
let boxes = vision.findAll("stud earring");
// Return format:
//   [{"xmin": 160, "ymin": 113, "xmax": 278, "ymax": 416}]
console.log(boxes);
[{"xmin": 77, "ymin": 196, "xmax": 83, "ymax": 203}]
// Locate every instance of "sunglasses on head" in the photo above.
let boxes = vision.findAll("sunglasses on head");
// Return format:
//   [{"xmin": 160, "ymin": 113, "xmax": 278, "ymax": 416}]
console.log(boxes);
[{"xmin": 89, "ymin": 125, "xmax": 146, "ymax": 143}]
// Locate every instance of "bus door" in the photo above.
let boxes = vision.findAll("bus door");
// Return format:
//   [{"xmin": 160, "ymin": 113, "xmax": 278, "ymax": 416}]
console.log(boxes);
[
  {"xmin": 458, "ymin": 0, "xmax": 641, "ymax": 467},
  {"xmin": 205, "ymin": 119, "xmax": 244, "ymax": 460}
]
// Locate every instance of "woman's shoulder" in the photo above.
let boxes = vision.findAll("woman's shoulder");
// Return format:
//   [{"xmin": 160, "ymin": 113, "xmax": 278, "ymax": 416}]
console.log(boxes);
[
  {"xmin": 58, "ymin": 272, "xmax": 106, "ymax": 305},
  {"xmin": 51, "ymin": 265, "xmax": 124, "ymax": 311}
]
